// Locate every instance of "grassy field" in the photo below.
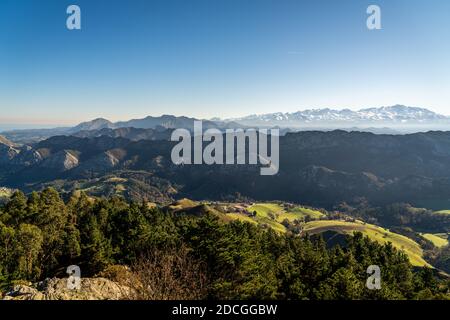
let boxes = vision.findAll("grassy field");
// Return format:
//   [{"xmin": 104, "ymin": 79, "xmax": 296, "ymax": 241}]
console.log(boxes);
[
  {"xmin": 303, "ymin": 220, "xmax": 430, "ymax": 267},
  {"xmin": 236, "ymin": 203, "xmax": 326, "ymax": 233},
  {"xmin": 227, "ymin": 213, "xmax": 258, "ymax": 225},
  {"xmin": 175, "ymin": 202, "xmax": 326, "ymax": 234},
  {"xmin": 421, "ymin": 233, "xmax": 449, "ymax": 248},
  {"xmin": 248, "ymin": 203, "xmax": 325, "ymax": 221},
  {"xmin": 168, "ymin": 198, "xmax": 198, "ymax": 211},
  {"xmin": 434, "ymin": 210, "xmax": 450, "ymax": 215}
]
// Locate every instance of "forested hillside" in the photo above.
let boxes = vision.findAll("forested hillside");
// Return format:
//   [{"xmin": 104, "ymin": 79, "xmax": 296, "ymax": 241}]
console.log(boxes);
[{"xmin": 1, "ymin": 189, "xmax": 449, "ymax": 300}]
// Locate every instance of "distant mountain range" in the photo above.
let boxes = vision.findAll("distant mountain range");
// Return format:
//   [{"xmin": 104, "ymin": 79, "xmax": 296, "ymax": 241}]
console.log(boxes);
[
  {"xmin": 228, "ymin": 105, "xmax": 450, "ymax": 129},
  {"xmin": 2, "ymin": 105, "xmax": 450, "ymax": 144},
  {"xmin": 0, "ymin": 115, "xmax": 243, "ymax": 144},
  {"xmin": 71, "ymin": 115, "xmax": 242, "ymax": 132}
]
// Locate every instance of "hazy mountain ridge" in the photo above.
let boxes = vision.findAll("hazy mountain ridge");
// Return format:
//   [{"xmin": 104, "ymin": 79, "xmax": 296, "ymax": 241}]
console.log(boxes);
[
  {"xmin": 72, "ymin": 127, "xmax": 173, "ymax": 141},
  {"xmin": 0, "ymin": 115, "xmax": 244, "ymax": 144},
  {"xmin": 74, "ymin": 115, "xmax": 244, "ymax": 132}
]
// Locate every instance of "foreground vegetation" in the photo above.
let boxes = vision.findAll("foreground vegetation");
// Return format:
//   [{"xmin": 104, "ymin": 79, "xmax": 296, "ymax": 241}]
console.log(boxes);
[
  {"xmin": 1, "ymin": 189, "xmax": 449, "ymax": 300},
  {"xmin": 180, "ymin": 201, "xmax": 432, "ymax": 267}
]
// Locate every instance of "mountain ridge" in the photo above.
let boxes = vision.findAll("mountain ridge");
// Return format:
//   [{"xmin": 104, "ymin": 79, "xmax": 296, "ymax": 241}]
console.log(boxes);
[
  {"xmin": 0, "ymin": 115, "xmax": 245, "ymax": 144},
  {"xmin": 2, "ymin": 105, "xmax": 450, "ymax": 144},
  {"xmin": 5, "ymin": 130, "xmax": 450, "ymax": 209},
  {"xmin": 228, "ymin": 105, "xmax": 450, "ymax": 127}
]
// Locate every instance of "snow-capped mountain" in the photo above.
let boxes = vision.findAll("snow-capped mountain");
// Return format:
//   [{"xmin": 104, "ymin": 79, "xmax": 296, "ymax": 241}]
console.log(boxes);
[{"xmin": 229, "ymin": 105, "xmax": 450, "ymax": 128}]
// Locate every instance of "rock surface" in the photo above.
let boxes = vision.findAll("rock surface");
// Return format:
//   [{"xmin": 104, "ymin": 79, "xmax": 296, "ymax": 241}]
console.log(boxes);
[
  {"xmin": 2, "ymin": 277, "xmax": 130, "ymax": 300},
  {"xmin": 40, "ymin": 150, "xmax": 79, "ymax": 171}
]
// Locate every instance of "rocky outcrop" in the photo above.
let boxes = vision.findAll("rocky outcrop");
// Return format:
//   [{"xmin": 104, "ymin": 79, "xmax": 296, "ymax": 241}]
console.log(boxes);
[
  {"xmin": 40, "ymin": 150, "xmax": 79, "ymax": 171},
  {"xmin": 2, "ymin": 277, "xmax": 130, "ymax": 300},
  {"xmin": 74, "ymin": 150, "xmax": 120, "ymax": 174},
  {"xmin": 14, "ymin": 147, "xmax": 44, "ymax": 166},
  {"xmin": 0, "ymin": 135, "xmax": 21, "ymax": 164},
  {"xmin": 0, "ymin": 144, "xmax": 20, "ymax": 164},
  {"xmin": 0, "ymin": 187, "xmax": 15, "ymax": 204},
  {"xmin": 0, "ymin": 135, "xmax": 19, "ymax": 148}
]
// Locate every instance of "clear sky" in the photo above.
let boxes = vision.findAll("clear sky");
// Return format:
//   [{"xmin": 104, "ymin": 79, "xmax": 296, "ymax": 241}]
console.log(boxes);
[{"xmin": 0, "ymin": 0, "xmax": 449, "ymax": 126}]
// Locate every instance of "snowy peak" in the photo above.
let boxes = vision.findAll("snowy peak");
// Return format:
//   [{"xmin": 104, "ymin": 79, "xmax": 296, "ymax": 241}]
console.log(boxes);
[
  {"xmin": 232, "ymin": 105, "xmax": 448, "ymax": 125},
  {"xmin": 356, "ymin": 105, "xmax": 446, "ymax": 121}
]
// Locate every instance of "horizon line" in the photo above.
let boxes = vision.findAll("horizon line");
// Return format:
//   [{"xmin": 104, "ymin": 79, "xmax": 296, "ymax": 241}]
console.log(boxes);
[{"xmin": 0, "ymin": 104, "xmax": 448, "ymax": 130}]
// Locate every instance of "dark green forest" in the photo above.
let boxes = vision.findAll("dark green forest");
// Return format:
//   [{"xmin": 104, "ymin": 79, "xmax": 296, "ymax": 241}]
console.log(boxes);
[{"xmin": 0, "ymin": 189, "xmax": 449, "ymax": 300}]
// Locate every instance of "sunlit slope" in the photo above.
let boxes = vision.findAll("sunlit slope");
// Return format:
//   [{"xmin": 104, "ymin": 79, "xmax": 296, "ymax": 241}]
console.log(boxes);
[
  {"xmin": 304, "ymin": 220, "xmax": 430, "ymax": 267},
  {"xmin": 421, "ymin": 233, "xmax": 449, "ymax": 248},
  {"xmin": 434, "ymin": 210, "xmax": 450, "ymax": 215},
  {"xmin": 169, "ymin": 201, "xmax": 431, "ymax": 267},
  {"xmin": 248, "ymin": 203, "xmax": 325, "ymax": 221}
]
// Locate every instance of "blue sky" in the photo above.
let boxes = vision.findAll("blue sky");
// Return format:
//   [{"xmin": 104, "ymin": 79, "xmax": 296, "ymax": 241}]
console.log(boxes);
[{"xmin": 0, "ymin": 0, "xmax": 449, "ymax": 126}]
